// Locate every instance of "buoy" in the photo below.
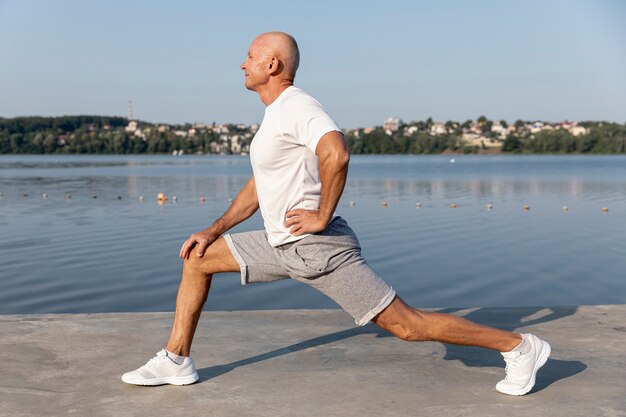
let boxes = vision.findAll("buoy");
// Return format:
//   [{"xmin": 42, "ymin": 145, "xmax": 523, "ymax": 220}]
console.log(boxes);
[
  {"xmin": 450, "ymin": 158, "xmax": 455, "ymax": 163},
  {"xmin": 562, "ymin": 206, "xmax": 568, "ymax": 212},
  {"xmin": 415, "ymin": 202, "xmax": 421, "ymax": 208},
  {"xmin": 450, "ymin": 203, "xmax": 457, "ymax": 208},
  {"xmin": 200, "ymin": 197, "xmax": 206, "ymax": 203},
  {"xmin": 602, "ymin": 207, "xmax": 609, "ymax": 213},
  {"xmin": 486, "ymin": 203, "xmax": 493, "ymax": 210},
  {"xmin": 523, "ymin": 204, "xmax": 530, "ymax": 211},
  {"xmin": 349, "ymin": 201, "xmax": 355, "ymax": 207},
  {"xmin": 42, "ymin": 193, "xmax": 48, "ymax": 199},
  {"xmin": 0, "ymin": 192, "xmax": 3, "ymax": 197},
  {"xmin": 117, "ymin": 196, "xmax": 122, "ymax": 200},
  {"xmin": 381, "ymin": 201, "xmax": 388, "ymax": 207},
  {"xmin": 92, "ymin": 195, "xmax": 98, "ymax": 199},
  {"xmin": 172, "ymin": 196, "xmax": 178, "ymax": 202},
  {"xmin": 228, "ymin": 198, "xmax": 233, "ymax": 203},
  {"xmin": 65, "ymin": 194, "xmax": 72, "ymax": 199},
  {"xmin": 22, "ymin": 193, "xmax": 29, "ymax": 197},
  {"xmin": 139, "ymin": 196, "xmax": 145, "ymax": 201}
]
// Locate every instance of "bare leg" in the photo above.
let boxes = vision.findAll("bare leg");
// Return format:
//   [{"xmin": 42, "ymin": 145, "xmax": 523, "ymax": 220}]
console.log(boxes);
[
  {"xmin": 373, "ymin": 296, "xmax": 521, "ymax": 352},
  {"xmin": 165, "ymin": 237, "xmax": 240, "ymax": 356}
]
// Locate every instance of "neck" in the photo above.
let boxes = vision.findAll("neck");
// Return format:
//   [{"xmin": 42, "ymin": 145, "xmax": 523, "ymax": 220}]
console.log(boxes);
[{"xmin": 258, "ymin": 80, "xmax": 294, "ymax": 106}]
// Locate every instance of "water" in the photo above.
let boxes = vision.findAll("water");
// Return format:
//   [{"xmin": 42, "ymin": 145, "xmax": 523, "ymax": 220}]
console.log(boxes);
[{"xmin": 1, "ymin": 154, "xmax": 625, "ymax": 314}]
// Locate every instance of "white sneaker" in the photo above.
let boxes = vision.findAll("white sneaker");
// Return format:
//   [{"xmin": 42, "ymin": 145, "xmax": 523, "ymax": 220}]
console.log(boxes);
[
  {"xmin": 121, "ymin": 349, "xmax": 199, "ymax": 386},
  {"xmin": 496, "ymin": 334, "xmax": 551, "ymax": 396}
]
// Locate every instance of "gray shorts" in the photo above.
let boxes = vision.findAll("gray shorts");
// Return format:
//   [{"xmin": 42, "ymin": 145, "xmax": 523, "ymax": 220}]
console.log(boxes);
[{"xmin": 223, "ymin": 217, "xmax": 396, "ymax": 326}]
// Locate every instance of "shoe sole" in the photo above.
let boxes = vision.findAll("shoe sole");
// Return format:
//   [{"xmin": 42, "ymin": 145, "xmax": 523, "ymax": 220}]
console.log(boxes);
[
  {"xmin": 122, "ymin": 371, "xmax": 199, "ymax": 386},
  {"xmin": 497, "ymin": 339, "xmax": 551, "ymax": 396}
]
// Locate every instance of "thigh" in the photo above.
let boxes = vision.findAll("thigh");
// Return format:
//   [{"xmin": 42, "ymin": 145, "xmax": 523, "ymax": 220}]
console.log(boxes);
[
  {"xmin": 224, "ymin": 231, "xmax": 291, "ymax": 285},
  {"xmin": 298, "ymin": 258, "xmax": 396, "ymax": 326}
]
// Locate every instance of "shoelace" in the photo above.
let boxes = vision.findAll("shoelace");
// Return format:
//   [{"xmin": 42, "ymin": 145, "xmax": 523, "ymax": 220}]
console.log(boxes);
[
  {"xmin": 146, "ymin": 350, "xmax": 169, "ymax": 366},
  {"xmin": 503, "ymin": 352, "xmax": 522, "ymax": 380}
]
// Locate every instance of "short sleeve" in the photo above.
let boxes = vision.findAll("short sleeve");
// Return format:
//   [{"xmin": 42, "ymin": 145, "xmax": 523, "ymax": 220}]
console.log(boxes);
[{"xmin": 281, "ymin": 95, "xmax": 341, "ymax": 154}]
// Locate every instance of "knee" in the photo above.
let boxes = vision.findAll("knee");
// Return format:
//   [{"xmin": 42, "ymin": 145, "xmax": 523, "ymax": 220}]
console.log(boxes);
[
  {"xmin": 392, "ymin": 321, "xmax": 430, "ymax": 342},
  {"xmin": 374, "ymin": 298, "xmax": 433, "ymax": 342},
  {"xmin": 183, "ymin": 251, "xmax": 215, "ymax": 276},
  {"xmin": 383, "ymin": 313, "xmax": 433, "ymax": 342}
]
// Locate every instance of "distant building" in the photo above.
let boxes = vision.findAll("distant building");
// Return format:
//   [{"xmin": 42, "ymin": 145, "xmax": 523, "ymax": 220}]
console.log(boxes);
[
  {"xmin": 209, "ymin": 141, "xmax": 223, "ymax": 154},
  {"xmin": 570, "ymin": 125, "xmax": 587, "ymax": 136},
  {"xmin": 529, "ymin": 122, "xmax": 544, "ymax": 133},
  {"xmin": 383, "ymin": 117, "xmax": 400, "ymax": 132},
  {"xmin": 57, "ymin": 134, "xmax": 69, "ymax": 146},
  {"xmin": 430, "ymin": 123, "xmax": 447, "ymax": 136},
  {"xmin": 462, "ymin": 132, "xmax": 501, "ymax": 148},
  {"xmin": 348, "ymin": 129, "xmax": 360, "ymax": 138},
  {"xmin": 469, "ymin": 121, "xmax": 482, "ymax": 134},
  {"xmin": 125, "ymin": 120, "xmax": 138, "ymax": 133}
]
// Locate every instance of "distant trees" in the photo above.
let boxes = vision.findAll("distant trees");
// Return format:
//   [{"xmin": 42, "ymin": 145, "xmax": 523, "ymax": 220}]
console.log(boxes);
[
  {"xmin": 0, "ymin": 116, "xmax": 221, "ymax": 154},
  {"xmin": 2, "ymin": 115, "xmax": 626, "ymax": 155},
  {"xmin": 508, "ymin": 123, "xmax": 626, "ymax": 154},
  {"xmin": 347, "ymin": 129, "xmax": 464, "ymax": 155}
]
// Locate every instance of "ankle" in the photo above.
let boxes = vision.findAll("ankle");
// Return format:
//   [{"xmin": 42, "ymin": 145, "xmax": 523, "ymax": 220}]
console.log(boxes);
[
  {"xmin": 165, "ymin": 342, "xmax": 190, "ymax": 357},
  {"xmin": 165, "ymin": 349, "xmax": 188, "ymax": 365},
  {"xmin": 502, "ymin": 334, "xmax": 523, "ymax": 353}
]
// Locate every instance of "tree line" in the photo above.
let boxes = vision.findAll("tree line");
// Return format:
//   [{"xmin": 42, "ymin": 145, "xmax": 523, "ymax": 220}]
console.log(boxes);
[
  {"xmin": 501, "ymin": 123, "xmax": 626, "ymax": 154},
  {"xmin": 2, "ymin": 115, "xmax": 626, "ymax": 154},
  {"xmin": 347, "ymin": 121, "xmax": 626, "ymax": 154},
  {"xmin": 0, "ymin": 116, "xmax": 220, "ymax": 154}
]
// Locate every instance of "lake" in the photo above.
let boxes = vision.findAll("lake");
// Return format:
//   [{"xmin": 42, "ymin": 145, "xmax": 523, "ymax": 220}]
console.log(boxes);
[{"xmin": 0, "ymin": 154, "xmax": 625, "ymax": 314}]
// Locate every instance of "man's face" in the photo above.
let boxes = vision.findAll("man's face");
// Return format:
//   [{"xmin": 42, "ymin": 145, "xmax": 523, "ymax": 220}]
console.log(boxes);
[{"xmin": 240, "ymin": 38, "xmax": 271, "ymax": 92}]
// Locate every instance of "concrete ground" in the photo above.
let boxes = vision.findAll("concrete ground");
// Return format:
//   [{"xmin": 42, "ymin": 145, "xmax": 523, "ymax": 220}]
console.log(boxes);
[{"xmin": 1, "ymin": 305, "xmax": 625, "ymax": 417}]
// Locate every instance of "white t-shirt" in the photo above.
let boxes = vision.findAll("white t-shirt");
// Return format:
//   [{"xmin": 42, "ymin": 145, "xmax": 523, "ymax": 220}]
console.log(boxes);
[{"xmin": 250, "ymin": 86, "xmax": 342, "ymax": 247}]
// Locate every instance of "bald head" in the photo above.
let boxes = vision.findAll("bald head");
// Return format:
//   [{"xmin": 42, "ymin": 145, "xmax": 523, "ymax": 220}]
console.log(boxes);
[{"xmin": 255, "ymin": 31, "xmax": 300, "ymax": 80}]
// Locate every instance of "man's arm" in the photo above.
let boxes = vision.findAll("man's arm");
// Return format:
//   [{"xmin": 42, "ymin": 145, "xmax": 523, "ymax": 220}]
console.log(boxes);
[
  {"xmin": 284, "ymin": 130, "xmax": 349, "ymax": 236},
  {"xmin": 179, "ymin": 175, "xmax": 259, "ymax": 258}
]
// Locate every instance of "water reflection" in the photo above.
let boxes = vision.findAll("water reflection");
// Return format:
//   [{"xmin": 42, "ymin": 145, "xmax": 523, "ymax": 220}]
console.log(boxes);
[{"xmin": 345, "ymin": 176, "xmax": 626, "ymax": 204}]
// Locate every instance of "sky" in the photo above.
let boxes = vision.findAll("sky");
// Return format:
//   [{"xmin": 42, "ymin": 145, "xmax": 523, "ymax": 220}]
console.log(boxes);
[{"xmin": 1, "ymin": 0, "xmax": 625, "ymax": 129}]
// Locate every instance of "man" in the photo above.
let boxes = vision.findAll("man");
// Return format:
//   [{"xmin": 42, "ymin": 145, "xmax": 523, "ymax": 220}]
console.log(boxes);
[{"xmin": 122, "ymin": 32, "xmax": 550, "ymax": 396}]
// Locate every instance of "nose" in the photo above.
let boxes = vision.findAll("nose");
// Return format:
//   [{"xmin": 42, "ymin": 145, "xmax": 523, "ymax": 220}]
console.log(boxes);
[{"xmin": 240, "ymin": 60, "xmax": 246, "ymax": 70}]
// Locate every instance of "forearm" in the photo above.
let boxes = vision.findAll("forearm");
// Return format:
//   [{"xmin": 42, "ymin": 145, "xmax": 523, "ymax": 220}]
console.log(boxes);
[
  {"xmin": 317, "ymin": 149, "xmax": 349, "ymax": 225},
  {"xmin": 208, "ymin": 176, "xmax": 259, "ymax": 235}
]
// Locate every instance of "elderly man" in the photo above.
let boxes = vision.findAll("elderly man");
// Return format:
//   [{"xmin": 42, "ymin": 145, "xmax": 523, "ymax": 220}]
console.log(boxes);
[{"xmin": 122, "ymin": 32, "xmax": 550, "ymax": 396}]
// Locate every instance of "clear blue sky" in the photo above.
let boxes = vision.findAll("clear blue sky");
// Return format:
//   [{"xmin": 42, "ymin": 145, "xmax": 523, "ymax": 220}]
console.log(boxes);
[{"xmin": 1, "ymin": 0, "xmax": 625, "ymax": 129}]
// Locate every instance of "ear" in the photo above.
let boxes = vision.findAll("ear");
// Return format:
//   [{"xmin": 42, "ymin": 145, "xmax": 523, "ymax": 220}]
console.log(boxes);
[{"xmin": 268, "ymin": 57, "xmax": 281, "ymax": 75}]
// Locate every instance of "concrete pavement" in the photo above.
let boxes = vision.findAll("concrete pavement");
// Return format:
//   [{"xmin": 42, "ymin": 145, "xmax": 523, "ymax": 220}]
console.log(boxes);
[{"xmin": 1, "ymin": 305, "xmax": 625, "ymax": 417}]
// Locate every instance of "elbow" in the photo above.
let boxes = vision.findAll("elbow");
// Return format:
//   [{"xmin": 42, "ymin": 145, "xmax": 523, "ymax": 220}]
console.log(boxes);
[
  {"xmin": 339, "ymin": 149, "xmax": 350, "ymax": 167},
  {"xmin": 332, "ymin": 148, "xmax": 350, "ymax": 169},
  {"xmin": 323, "ymin": 150, "xmax": 349, "ymax": 172}
]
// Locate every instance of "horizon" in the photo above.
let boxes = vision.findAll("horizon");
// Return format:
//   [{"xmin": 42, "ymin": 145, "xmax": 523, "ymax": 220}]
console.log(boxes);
[{"xmin": 1, "ymin": 1, "xmax": 625, "ymax": 129}]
